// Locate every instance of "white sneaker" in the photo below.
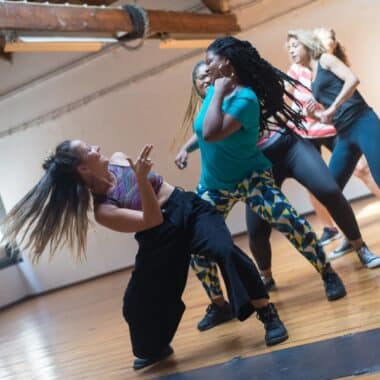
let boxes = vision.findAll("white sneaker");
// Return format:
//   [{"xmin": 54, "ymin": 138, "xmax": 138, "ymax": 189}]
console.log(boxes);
[
  {"xmin": 328, "ymin": 239, "xmax": 354, "ymax": 260},
  {"xmin": 356, "ymin": 244, "xmax": 380, "ymax": 269}
]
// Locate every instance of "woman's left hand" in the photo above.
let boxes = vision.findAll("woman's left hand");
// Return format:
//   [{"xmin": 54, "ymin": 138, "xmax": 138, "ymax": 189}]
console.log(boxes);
[
  {"xmin": 214, "ymin": 77, "xmax": 235, "ymax": 97},
  {"xmin": 126, "ymin": 144, "xmax": 154, "ymax": 179}
]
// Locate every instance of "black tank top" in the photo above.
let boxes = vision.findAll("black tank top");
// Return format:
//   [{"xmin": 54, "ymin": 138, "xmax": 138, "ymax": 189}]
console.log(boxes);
[{"xmin": 311, "ymin": 61, "xmax": 369, "ymax": 132}]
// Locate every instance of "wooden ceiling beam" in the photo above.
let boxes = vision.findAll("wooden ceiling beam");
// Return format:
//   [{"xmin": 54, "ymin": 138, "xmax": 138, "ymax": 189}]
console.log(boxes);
[
  {"xmin": 26, "ymin": 0, "xmax": 118, "ymax": 6},
  {"xmin": 0, "ymin": 2, "xmax": 240, "ymax": 35},
  {"xmin": 147, "ymin": 9, "xmax": 239, "ymax": 35},
  {"xmin": 0, "ymin": 2, "xmax": 133, "ymax": 33},
  {"xmin": 201, "ymin": 0, "xmax": 230, "ymax": 14}
]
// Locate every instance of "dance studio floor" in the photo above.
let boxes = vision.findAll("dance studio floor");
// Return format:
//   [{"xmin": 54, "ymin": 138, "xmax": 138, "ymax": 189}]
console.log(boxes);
[{"xmin": 1, "ymin": 197, "xmax": 380, "ymax": 380}]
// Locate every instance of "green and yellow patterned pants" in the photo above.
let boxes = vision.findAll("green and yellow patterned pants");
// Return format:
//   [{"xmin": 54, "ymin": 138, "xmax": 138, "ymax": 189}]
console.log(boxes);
[{"xmin": 191, "ymin": 169, "xmax": 327, "ymax": 300}]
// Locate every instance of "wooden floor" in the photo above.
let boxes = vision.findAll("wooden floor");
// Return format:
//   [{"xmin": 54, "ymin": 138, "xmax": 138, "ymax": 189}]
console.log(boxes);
[{"xmin": 1, "ymin": 197, "xmax": 380, "ymax": 380}]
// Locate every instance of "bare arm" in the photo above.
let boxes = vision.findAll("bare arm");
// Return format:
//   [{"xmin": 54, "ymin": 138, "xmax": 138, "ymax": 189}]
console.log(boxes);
[
  {"xmin": 203, "ymin": 77, "xmax": 242, "ymax": 142},
  {"xmin": 174, "ymin": 134, "xmax": 199, "ymax": 170},
  {"xmin": 318, "ymin": 53, "xmax": 360, "ymax": 122},
  {"xmin": 95, "ymin": 145, "xmax": 163, "ymax": 233},
  {"xmin": 183, "ymin": 133, "xmax": 199, "ymax": 153}
]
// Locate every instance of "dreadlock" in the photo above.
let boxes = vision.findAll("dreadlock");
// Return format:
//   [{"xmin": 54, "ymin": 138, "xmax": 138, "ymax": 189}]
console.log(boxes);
[{"xmin": 207, "ymin": 36, "xmax": 306, "ymax": 135}]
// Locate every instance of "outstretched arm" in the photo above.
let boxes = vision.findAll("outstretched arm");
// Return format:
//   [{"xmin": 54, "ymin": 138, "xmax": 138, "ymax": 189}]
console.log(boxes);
[
  {"xmin": 174, "ymin": 134, "xmax": 198, "ymax": 169},
  {"xmin": 95, "ymin": 145, "xmax": 163, "ymax": 233}
]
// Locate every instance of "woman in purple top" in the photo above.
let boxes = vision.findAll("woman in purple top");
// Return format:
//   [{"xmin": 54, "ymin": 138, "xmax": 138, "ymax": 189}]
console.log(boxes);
[{"xmin": 1, "ymin": 140, "xmax": 289, "ymax": 370}]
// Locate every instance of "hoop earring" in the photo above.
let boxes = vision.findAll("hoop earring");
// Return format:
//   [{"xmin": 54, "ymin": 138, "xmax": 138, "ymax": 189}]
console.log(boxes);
[{"xmin": 218, "ymin": 63, "xmax": 234, "ymax": 78}]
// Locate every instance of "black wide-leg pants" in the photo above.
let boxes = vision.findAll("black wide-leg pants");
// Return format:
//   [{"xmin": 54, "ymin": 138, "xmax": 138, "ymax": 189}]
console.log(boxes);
[{"xmin": 123, "ymin": 189, "xmax": 267, "ymax": 359}]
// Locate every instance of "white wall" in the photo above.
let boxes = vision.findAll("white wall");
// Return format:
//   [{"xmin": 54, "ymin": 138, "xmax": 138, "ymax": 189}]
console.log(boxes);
[{"xmin": 0, "ymin": 0, "xmax": 379, "ymax": 304}]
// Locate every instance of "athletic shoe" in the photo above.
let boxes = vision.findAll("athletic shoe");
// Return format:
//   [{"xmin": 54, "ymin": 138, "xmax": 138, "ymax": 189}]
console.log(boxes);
[
  {"xmin": 328, "ymin": 238, "xmax": 354, "ymax": 260},
  {"xmin": 197, "ymin": 302, "xmax": 234, "ymax": 331},
  {"xmin": 319, "ymin": 227, "xmax": 341, "ymax": 246},
  {"xmin": 260, "ymin": 275, "xmax": 277, "ymax": 291},
  {"xmin": 321, "ymin": 263, "xmax": 347, "ymax": 301},
  {"xmin": 256, "ymin": 303, "xmax": 289, "ymax": 346},
  {"xmin": 356, "ymin": 244, "xmax": 380, "ymax": 269},
  {"xmin": 133, "ymin": 346, "xmax": 174, "ymax": 370}
]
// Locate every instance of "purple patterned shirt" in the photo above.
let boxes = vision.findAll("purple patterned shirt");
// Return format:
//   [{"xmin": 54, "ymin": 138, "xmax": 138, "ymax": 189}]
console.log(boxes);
[{"xmin": 93, "ymin": 164, "xmax": 163, "ymax": 210}]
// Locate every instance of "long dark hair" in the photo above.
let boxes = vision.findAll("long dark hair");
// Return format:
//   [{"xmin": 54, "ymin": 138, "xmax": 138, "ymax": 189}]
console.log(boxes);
[
  {"xmin": 1, "ymin": 140, "xmax": 90, "ymax": 263},
  {"xmin": 207, "ymin": 37, "xmax": 305, "ymax": 134}
]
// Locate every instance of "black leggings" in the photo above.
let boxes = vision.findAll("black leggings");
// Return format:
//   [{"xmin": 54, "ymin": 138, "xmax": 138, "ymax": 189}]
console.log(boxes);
[
  {"xmin": 123, "ymin": 189, "xmax": 267, "ymax": 359},
  {"xmin": 246, "ymin": 132, "xmax": 361, "ymax": 271},
  {"xmin": 309, "ymin": 135, "xmax": 337, "ymax": 154}
]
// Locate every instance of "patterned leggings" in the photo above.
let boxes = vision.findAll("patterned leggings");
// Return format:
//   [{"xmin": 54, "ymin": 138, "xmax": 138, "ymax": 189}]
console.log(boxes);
[{"xmin": 191, "ymin": 170, "xmax": 327, "ymax": 300}]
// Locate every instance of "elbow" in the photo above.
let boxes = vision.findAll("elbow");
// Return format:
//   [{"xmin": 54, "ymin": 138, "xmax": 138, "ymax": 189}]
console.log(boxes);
[
  {"xmin": 350, "ymin": 75, "xmax": 360, "ymax": 88},
  {"xmin": 147, "ymin": 214, "xmax": 164, "ymax": 229}
]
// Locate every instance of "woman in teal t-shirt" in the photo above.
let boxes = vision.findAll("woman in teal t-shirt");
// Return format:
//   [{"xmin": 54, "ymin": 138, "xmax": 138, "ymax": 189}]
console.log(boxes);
[{"xmin": 178, "ymin": 37, "xmax": 346, "ymax": 331}]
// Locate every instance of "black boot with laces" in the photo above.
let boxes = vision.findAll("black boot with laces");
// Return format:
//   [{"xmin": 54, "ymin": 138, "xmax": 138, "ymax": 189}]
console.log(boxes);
[
  {"xmin": 256, "ymin": 303, "xmax": 288, "ymax": 346},
  {"xmin": 197, "ymin": 302, "xmax": 234, "ymax": 331},
  {"xmin": 321, "ymin": 263, "xmax": 347, "ymax": 301}
]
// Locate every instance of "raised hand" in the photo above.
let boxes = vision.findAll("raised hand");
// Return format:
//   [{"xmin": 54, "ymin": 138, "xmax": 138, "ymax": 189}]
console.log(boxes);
[
  {"xmin": 126, "ymin": 144, "xmax": 154, "ymax": 179},
  {"xmin": 214, "ymin": 76, "xmax": 235, "ymax": 97}
]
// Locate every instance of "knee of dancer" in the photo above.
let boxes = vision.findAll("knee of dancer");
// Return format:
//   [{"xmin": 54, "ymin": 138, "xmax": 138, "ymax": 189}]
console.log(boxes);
[
  {"xmin": 206, "ymin": 240, "xmax": 235, "ymax": 262},
  {"xmin": 315, "ymin": 186, "xmax": 344, "ymax": 208},
  {"xmin": 354, "ymin": 163, "xmax": 370, "ymax": 178}
]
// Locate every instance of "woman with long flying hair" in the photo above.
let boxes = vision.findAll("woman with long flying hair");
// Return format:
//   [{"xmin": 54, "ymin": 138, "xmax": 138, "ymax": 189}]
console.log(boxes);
[{"xmin": 1, "ymin": 140, "xmax": 289, "ymax": 370}]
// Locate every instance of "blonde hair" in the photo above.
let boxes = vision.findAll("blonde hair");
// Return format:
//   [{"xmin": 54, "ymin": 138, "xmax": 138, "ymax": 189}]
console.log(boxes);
[
  {"xmin": 313, "ymin": 27, "xmax": 349, "ymax": 66},
  {"xmin": 170, "ymin": 61, "xmax": 205, "ymax": 151},
  {"xmin": 287, "ymin": 29, "xmax": 326, "ymax": 59},
  {"xmin": 170, "ymin": 86, "xmax": 202, "ymax": 151}
]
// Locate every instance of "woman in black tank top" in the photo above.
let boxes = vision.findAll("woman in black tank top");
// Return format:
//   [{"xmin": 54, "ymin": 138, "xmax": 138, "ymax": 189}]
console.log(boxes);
[{"xmin": 287, "ymin": 30, "xmax": 380, "ymax": 191}]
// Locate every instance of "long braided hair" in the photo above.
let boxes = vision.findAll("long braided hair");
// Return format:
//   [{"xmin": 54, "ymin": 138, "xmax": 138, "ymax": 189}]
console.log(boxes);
[
  {"xmin": 1, "ymin": 140, "xmax": 90, "ymax": 263},
  {"xmin": 207, "ymin": 37, "xmax": 306, "ymax": 134}
]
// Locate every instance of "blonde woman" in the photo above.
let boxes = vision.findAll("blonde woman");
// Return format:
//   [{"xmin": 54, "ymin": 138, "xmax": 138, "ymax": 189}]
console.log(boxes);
[
  {"xmin": 312, "ymin": 27, "xmax": 380, "ymax": 258},
  {"xmin": 287, "ymin": 29, "xmax": 380, "ymax": 264}
]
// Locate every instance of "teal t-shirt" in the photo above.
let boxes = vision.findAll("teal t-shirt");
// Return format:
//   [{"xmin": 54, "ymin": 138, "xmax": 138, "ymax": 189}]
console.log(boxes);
[{"xmin": 193, "ymin": 85, "xmax": 272, "ymax": 191}]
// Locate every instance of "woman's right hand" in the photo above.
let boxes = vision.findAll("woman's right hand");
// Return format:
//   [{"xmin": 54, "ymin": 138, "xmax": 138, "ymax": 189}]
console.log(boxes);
[
  {"xmin": 174, "ymin": 148, "xmax": 188, "ymax": 170},
  {"xmin": 305, "ymin": 98, "xmax": 318, "ymax": 117},
  {"xmin": 127, "ymin": 144, "xmax": 154, "ymax": 179}
]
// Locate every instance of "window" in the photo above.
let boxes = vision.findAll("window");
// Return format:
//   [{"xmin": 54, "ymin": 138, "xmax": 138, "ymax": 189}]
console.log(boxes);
[{"xmin": 0, "ymin": 195, "xmax": 22, "ymax": 270}]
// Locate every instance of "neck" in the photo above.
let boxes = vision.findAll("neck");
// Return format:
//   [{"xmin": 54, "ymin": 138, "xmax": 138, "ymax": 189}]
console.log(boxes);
[
  {"xmin": 88, "ymin": 170, "xmax": 116, "ymax": 195},
  {"xmin": 226, "ymin": 77, "xmax": 241, "ymax": 94},
  {"xmin": 300, "ymin": 56, "xmax": 315, "ymax": 71}
]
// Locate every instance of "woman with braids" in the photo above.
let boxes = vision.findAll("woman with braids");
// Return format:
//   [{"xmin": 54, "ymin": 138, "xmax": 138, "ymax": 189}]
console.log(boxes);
[
  {"xmin": 175, "ymin": 37, "xmax": 346, "ymax": 331},
  {"xmin": 1, "ymin": 140, "xmax": 290, "ymax": 370},
  {"xmin": 177, "ymin": 55, "xmax": 380, "ymax": 330}
]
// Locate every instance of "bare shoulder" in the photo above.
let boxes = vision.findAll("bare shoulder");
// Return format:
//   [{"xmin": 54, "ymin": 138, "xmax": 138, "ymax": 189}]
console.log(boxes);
[
  {"xmin": 319, "ymin": 53, "xmax": 339, "ymax": 69},
  {"xmin": 110, "ymin": 152, "xmax": 129, "ymax": 166}
]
